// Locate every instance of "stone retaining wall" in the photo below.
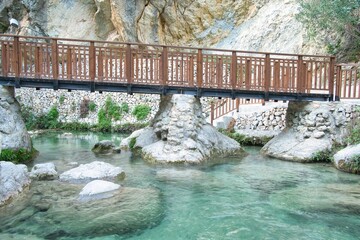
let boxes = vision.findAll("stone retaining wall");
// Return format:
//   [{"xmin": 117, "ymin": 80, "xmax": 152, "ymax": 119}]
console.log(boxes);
[{"xmin": 15, "ymin": 88, "xmax": 161, "ymax": 125}]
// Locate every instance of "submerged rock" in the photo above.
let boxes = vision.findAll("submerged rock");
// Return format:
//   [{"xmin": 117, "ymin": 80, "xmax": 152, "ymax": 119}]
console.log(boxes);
[
  {"xmin": 59, "ymin": 161, "xmax": 125, "ymax": 183},
  {"xmin": 334, "ymin": 144, "xmax": 360, "ymax": 174},
  {"xmin": 30, "ymin": 163, "xmax": 58, "ymax": 180},
  {"xmin": 261, "ymin": 101, "xmax": 354, "ymax": 162},
  {"xmin": 0, "ymin": 161, "xmax": 31, "ymax": 206},
  {"xmin": 91, "ymin": 140, "xmax": 119, "ymax": 155},
  {"xmin": 79, "ymin": 180, "xmax": 120, "ymax": 201},
  {"xmin": 120, "ymin": 95, "xmax": 245, "ymax": 164}
]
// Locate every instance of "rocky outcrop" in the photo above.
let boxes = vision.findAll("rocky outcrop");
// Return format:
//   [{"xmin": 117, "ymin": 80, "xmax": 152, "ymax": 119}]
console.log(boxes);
[
  {"xmin": 120, "ymin": 94, "xmax": 245, "ymax": 164},
  {"xmin": 0, "ymin": 86, "xmax": 32, "ymax": 151},
  {"xmin": 334, "ymin": 145, "xmax": 360, "ymax": 174},
  {"xmin": 92, "ymin": 140, "xmax": 120, "ymax": 155},
  {"xmin": 59, "ymin": 161, "xmax": 125, "ymax": 183},
  {"xmin": 0, "ymin": 161, "xmax": 30, "ymax": 206},
  {"xmin": 1, "ymin": 0, "xmax": 322, "ymax": 54},
  {"xmin": 261, "ymin": 101, "xmax": 356, "ymax": 162},
  {"xmin": 79, "ymin": 180, "xmax": 120, "ymax": 201},
  {"xmin": 30, "ymin": 162, "xmax": 58, "ymax": 180}
]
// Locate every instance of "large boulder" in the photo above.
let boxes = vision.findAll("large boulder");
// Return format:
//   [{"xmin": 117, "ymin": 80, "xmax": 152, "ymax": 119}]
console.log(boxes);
[
  {"xmin": 59, "ymin": 161, "xmax": 125, "ymax": 183},
  {"xmin": 334, "ymin": 144, "xmax": 360, "ymax": 174},
  {"xmin": 0, "ymin": 161, "xmax": 30, "ymax": 206},
  {"xmin": 0, "ymin": 86, "xmax": 32, "ymax": 151},
  {"xmin": 261, "ymin": 101, "xmax": 355, "ymax": 162},
  {"xmin": 91, "ymin": 140, "xmax": 119, "ymax": 155},
  {"xmin": 120, "ymin": 95, "xmax": 245, "ymax": 164},
  {"xmin": 30, "ymin": 162, "xmax": 58, "ymax": 180}
]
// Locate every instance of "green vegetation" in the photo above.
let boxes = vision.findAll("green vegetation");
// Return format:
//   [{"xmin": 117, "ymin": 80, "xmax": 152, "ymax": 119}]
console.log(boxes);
[
  {"xmin": 219, "ymin": 129, "xmax": 272, "ymax": 146},
  {"xmin": 346, "ymin": 154, "xmax": 360, "ymax": 174},
  {"xmin": 59, "ymin": 94, "xmax": 66, "ymax": 104},
  {"xmin": 97, "ymin": 97, "xmax": 122, "ymax": 131},
  {"xmin": 21, "ymin": 105, "xmax": 59, "ymax": 130},
  {"xmin": 0, "ymin": 148, "xmax": 38, "ymax": 164},
  {"xmin": 297, "ymin": 0, "xmax": 360, "ymax": 61},
  {"xmin": 89, "ymin": 101, "xmax": 97, "ymax": 112},
  {"xmin": 132, "ymin": 104, "xmax": 151, "ymax": 121},
  {"xmin": 129, "ymin": 138, "xmax": 137, "ymax": 150},
  {"xmin": 121, "ymin": 103, "xmax": 129, "ymax": 113},
  {"xmin": 311, "ymin": 150, "xmax": 333, "ymax": 163}
]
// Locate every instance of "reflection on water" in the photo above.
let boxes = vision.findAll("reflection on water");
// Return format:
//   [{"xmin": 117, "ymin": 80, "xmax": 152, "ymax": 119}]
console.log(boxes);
[{"xmin": 1, "ymin": 132, "xmax": 360, "ymax": 240}]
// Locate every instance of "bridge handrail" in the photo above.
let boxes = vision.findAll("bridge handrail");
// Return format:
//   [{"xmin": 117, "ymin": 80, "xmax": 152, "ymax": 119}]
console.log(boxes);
[{"xmin": 0, "ymin": 34, "xmax": 333, "ymax": 58}]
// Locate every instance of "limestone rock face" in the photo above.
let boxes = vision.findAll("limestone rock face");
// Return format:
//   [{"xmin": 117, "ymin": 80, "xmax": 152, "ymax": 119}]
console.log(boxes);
[
  {"xmin": 261, "ymin": 101, "xmax": 354, "ymax": 162},
  {"xmin": 1, "ymin": 0, "xmax": 323, "ymax": 55},
  {"xmin": 0, "ymin": 161, "xmax": 30, "ymax": 206},
  {"xmin": 59, "ymin": 161, "xmax": 125, "ymax": 183},
  {"xmin": 0, "ymin": 86, "xmax": 31, "ymax": 151},
  {"xmin": 30, "ymin": 162, "xmax": 58, "ymax": 180},
  {"xmin": 120, "ymin": 94, "xmax": 244, "ymax": 164},
  {"xmin": 334, "ymin": 144, "xmax": 360, "ymax": 174}
]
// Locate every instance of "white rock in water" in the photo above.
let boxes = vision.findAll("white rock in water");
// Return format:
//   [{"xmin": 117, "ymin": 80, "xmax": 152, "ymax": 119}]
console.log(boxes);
[
  {"xmin": 0, "ymin": 161, "xmax": 30, "ymax": 206},
  {"xmin": 30, "ymin": 162, "xmax": 58, "ymax": 180},
  {"xmin": 79, "ymin": 180, "xmax": 120, "ymax": 201},
  {"xmin": 59, "ymin": 161, "xmax": 125, "ymax": 183}
]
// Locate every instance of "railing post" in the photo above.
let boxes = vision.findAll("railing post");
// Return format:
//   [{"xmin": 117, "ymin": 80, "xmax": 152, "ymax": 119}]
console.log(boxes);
[
  {"xmin": 2, "ymin": 43, "xmax": 8, "ymax": 76},
  {"xmin": 236, "ymin": 98, "xmax": 240, "ymax": 112},
  {"xmin": 13, "ymin": 36, "xmax": 21, "ymax": 79},
  {"xmin": 126, "ymin": 44, "xmax": 132, "ymax": 84},
  {"xmin": 297, "ymin": 56, "xmax": 304, "ymax": 93},
  {"xmin": 231, "ymin": 51, "xmax": 237, "ymax": 89},
  {"xmin": 264, "ymin": 54, "xmax": 271, "ymax": 100},
  {"xmin": 216, "ymin": 57, "xmax": 223, "ymax": 88},
  {"xmin": 197, "ymin": 49, "xmax": 203, "ymax": 87},
  {"xmin": 189, "ymin": 56, "xmax": 194, "ymax": 87},
  {"xmin": 89, "ymin": 41, "xmax": 96, "ymax": 81},
  {"xmin": 335, "ymin": 65, "xmax": 342, "ymax": 101},
  {"xmin": 98, "ymin": 50, "xmax": 103, "ymax": 80},
  {"xmin": 67, "ymin": 48, "xmax": 72, "ymax": 79},
  {"xmin": 35, "ymin": 46, "xmax": 41, "ymax": 78},
  {"xmin": 162, "ymin": 46, "xmax": 168, "ymax": 86},
  {"xmin": 51, "ymin": 39, "xmax": 59, "ymax": 89},
  {"xmin": 328, "ymin": 56, "xmax": 336, "ymax": 101},
  {"xmin": 210, "ymin": 101, "xmax": 214, "ymax": 125}
]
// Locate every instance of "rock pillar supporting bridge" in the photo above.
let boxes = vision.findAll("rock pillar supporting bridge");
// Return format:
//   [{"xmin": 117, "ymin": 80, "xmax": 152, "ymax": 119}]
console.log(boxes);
[{"xmin": 0, "ymin": 34, "xmax": 337, "ymax": 101}]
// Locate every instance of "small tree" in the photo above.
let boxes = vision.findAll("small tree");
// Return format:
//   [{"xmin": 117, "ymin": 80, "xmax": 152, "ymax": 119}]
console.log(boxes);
[{"xmin": 297, "ymin": 0, "xmax": 360, "ymax": 61}]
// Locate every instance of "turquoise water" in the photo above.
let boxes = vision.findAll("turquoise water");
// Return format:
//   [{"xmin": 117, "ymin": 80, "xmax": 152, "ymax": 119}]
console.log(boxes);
[{"xmin": 1, "ymin": 132, "xmax": 360, "ymax": 240}]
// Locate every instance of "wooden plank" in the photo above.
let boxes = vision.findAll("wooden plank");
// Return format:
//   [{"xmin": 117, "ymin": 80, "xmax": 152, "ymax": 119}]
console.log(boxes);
[
  {"xmin": 67, "ymin": 48, "xmax": 72, "ymax": 79},
  {"xmin": 126, "ymin": 44, "xmax": 132, "ymax": 83},
  {"xmin": 35, "ymin": 46, "xmax": 41, "ymax": 78},
  {"xmin": 328, "ymin": 57, "xmax": 335, "ymax": 98},
  {"xmin": 264, "ymin": 54, "xmax": 271, "ymax": 92},
  {"xmin": 197, "ymin": 49, "xmax": 203, "ymax": 87},
  {"xmin": 1, "ymin": 43, "xmax": 8, "ymax": 76},
  {"xmin": 296, "ymin": 56, "xmax": 303, "ymax": 93}
]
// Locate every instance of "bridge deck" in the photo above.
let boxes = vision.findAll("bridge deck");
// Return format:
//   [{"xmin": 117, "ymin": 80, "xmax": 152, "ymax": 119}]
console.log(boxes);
[{"xmin": 0, "ymin": 34, "xmax": 337, "ymax": 101}]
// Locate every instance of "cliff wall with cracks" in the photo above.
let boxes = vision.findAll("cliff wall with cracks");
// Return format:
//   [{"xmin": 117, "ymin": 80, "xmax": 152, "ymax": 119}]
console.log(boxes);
[{"xmin": 0, "ymin": 0, "xmax": 325, "ymax": 54}]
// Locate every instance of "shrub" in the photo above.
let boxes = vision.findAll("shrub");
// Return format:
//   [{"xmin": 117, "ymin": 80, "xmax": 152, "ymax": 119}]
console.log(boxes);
[
  {"xmin": 45, "ymin": 106, "xmax": 59, "ymax": 129},
  {"xmin": 0, "ymin": 148, "xmax": 38, "ymax": 164},
  {"xmin": 97, "ymin": 97, "xmax": 122, "ymax": 132},
  {"xmin": 59, "ymin": 122, "xmax": 92, "ymax": 131},
  {"xmin": 129, "ymin": 137, "xmax": 136, "ymax": 150},
  {"xmin": 132, "ymin": 104, "xmax": 151, "ymax": 121},
  {"xmin": 59, "ymin": 94, "xmax": 66, "ymax": 104},
  {"xmin": 347, "ymin": 154, "xmax": 360, "ymax": 174},
  {"xmin": 89, "ymin": 101, "xmax": 96, "ymax": 112},
  {"xmin": 311, "ymin": 150, "xmax": 333, "ymax": 163},
  {"xmin": 121, "ymin": 102, "xmax": 129, "ymax": 113},
  {"xmin": 297, "ymin": 0, "xmax": 360, "ymax": 61}
]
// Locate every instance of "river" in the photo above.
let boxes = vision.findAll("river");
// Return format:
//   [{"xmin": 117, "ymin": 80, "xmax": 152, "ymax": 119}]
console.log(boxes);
[{"xmin": 1, "ymin": 131, "xmax": 360, "ymax": 240}]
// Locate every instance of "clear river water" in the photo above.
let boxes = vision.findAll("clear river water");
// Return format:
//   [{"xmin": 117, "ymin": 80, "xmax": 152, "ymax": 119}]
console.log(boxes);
[{"xmin": 1, "ymin": 132, "xmax": 360, "ymax": 240}]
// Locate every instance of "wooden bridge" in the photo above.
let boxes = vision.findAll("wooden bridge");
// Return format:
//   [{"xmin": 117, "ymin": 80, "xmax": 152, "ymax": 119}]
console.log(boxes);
[{"xmin": 0, "ymin": 34, "xmax": 350, "ymax": 102}]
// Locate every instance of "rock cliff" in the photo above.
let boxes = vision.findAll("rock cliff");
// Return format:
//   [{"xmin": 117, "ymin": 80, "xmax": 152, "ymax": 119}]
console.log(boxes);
[{"xmin": 0, "ymin": 0, "xmax": 324, "ymax": 54}]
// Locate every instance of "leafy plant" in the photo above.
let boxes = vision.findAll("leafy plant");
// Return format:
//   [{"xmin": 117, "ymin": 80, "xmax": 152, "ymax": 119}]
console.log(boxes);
[
  {"xmin": 0, "ymin": 148, "xmax": 38, "ymax": 164},
  {"xmin": 132, "ymin": 104, "xmax": 151, "ymax": 121},
  {"xmin": 121, "ymin": 102, "xmax": 129, "ymax": 113},
  {"xmin": 45, "ymin": 106, "xmax": 60, "ymax": 129},
  {"xmin": 59, "ymin": 94, "xmax": 66, "ymax": 104},
  {"xmin": 97, "ymin": 97, "xmax": 122, "ymax": 132},
  {"xmin": 311, "ymin": 150, "xmax": 333, "ymax": 163},
  {"xmin": 347, "ymin": 154, "xmax": 360, "ymax": 174},
  {"xmin": 89, "ymin": 101, "xmax": 97, "ymax": 112},
  {"xmin": 129, "ymin": 137, "xmax": 136, "ymax": 150}
]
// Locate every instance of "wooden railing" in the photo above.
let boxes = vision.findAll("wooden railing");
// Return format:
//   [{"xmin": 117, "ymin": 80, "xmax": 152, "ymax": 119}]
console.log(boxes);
[
  {"xmin": 336, "ymin": 64, "xmax": 360, "ymax": 99},
  {"xmin": 0, "ymin": 34, "xmax": 336, "ymax": 98}
]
